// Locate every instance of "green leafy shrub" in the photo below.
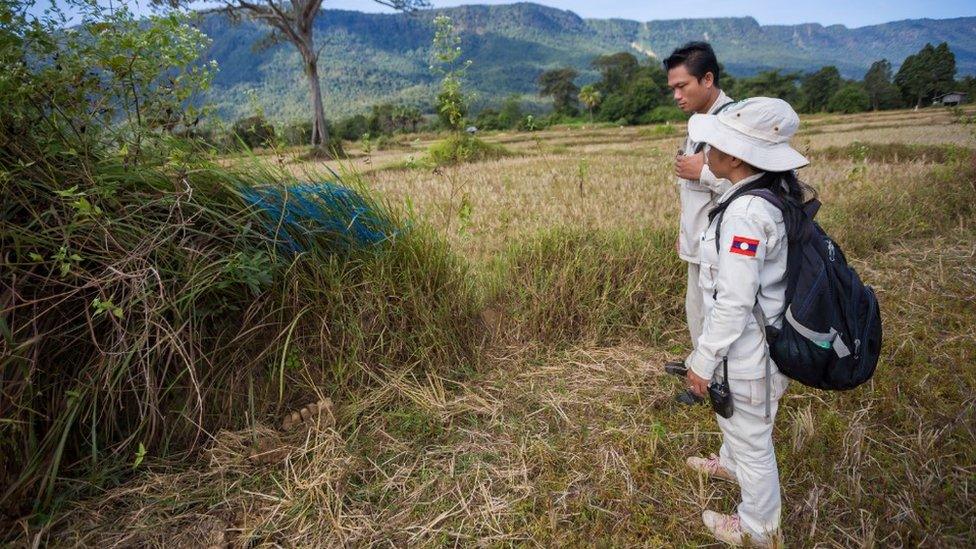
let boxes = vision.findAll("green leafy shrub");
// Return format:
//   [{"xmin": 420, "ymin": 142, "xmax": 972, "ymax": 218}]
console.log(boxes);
[
  {"xmin": 282, "ymin": 120, "xmax": 312, "ymax": 146},
  {"xmin": 474, "ymin": 108, "xmax": 502, "ymax": 130},
  {"xmin": 426, "ymin": 134, "xmax": 510, "ymax": 166},
  {"xmin": 232, "ymin": 115, "xmax": 276, "ymax": 149},
  {"xmin": 337, "ymin": 113, "xmax": 370, "ymax": 140}
]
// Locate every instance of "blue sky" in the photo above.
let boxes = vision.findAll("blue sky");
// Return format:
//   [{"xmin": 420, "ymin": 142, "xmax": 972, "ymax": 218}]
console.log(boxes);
[{"xmin": 26, "ymin": 0, "xmax": 976, "ymax": 27}]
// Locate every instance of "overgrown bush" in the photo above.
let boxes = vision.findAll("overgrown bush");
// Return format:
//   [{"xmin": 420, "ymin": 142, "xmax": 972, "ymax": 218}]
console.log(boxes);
[
  {"xmin": 337, "ymin": 113, "xmax": 370, "ymax": 140},
  {"xmin": 0, "ymin": 2, "xmax": 476, "ymax": 517},
  {"xmin": 474, "ymin": 107, "xmax": 502, "ymax": 130},
  {"xmin": 426, "ymin": 133, "xmax": 510, "ymax": 166},
  {"xmin": 232, "ymin": 114, "xmax": 276, "ymax": 149},
  {"xmin": 282, "ymin": 120, "xmax": 312, "ymax": 146}
]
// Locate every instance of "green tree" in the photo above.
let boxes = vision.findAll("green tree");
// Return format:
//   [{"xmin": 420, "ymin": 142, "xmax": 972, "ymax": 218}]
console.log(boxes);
[
  {"xmin": 155, "ymin": 0, "xmax": 429, "ymax": 152},
  {"xmin": 497, "ymin": 94, "xmax": 524, "ymax": 129},
  {"xmin": 827, "ymin": 83, "xmax": 870, "ymax": 113},
  {"xmin": 538, "ymin": 67, "xmax": 580, "ymax": 116},
  {"xmin": 863, "ymin": 59, "xmax": 903, "ymax": 110},
  {"xmin": 393, "ymin": 105, "xmax": 423, "ymax": 133},
  {"xmin": 959, "ymin": 76, "xmax": 976, "ymax": 102},
  {"xmin": 591, "ymin": 52, "xmax": 639, "ymax": 95},
  {"xmin": 597, "ymin": 94, "xmax": 628, "ymax": 123},
  {"xmin": 895, "ymin": 42, "xmax": 957, "ymax": 108},
  {"xmin": 932, "ymin": 42, "xmax": 957, "ymax": 97},
  {"xmin": 622, "ymin": 77, "xmax": 665, "ymax": 123},
  {"xmin": 801, "ymin": 66, "xmax": 842, "ymax": 112},
  {"xmin": 368, "ymin": 103, "xmax": 423, "ymax": 135},
  {"xmin": 731, "ymin": 70, "xmax": 801, "ymax": 104},
  {"xmin": 578, "ymin": 84, "xmax": 602, "ymax": 121},
  {"xmin": 430, "ymin": 15, "xmax": 471, "ymax": 132},
  {"xmin": 895, "ymin": 50, "xmax": 926, "ymax": 108},
  {"xmin": 2, "ymin": 1, "xmax": 215, "ymax": 163}
]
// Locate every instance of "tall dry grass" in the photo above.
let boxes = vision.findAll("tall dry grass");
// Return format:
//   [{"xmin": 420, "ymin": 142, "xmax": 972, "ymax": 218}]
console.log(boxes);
[
  {"xmin": 0, "ymin": 151, "xmax": 482, "ymax": 519},
  {"xmin": 10, "ymin": 112, "xmax": 975, "ymax": 546}
]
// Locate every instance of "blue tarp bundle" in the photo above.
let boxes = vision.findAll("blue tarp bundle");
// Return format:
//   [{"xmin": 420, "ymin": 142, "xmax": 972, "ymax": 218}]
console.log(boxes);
[{"xmin": 240, "ymin": 181, "xmax": 399, "ymax": 254}]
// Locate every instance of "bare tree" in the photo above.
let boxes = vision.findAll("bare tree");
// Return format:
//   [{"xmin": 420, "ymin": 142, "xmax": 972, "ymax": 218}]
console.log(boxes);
[{"xmin": 159, "ymin": 0, "xmax": 430, "ymax": 153}]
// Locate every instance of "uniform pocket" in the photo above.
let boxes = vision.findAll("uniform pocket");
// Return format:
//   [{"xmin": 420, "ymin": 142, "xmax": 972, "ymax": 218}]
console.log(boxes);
[
  {"xmin": 698, "ymin": 261, "xmax": 717, "ymax": 295},
  {"xmin": 698, "ymin": 232, "xmax": 719, "ymax": 292},
  {"xmin": 747, "ymin": 372, "xmax": 789, "ymax": 406}
]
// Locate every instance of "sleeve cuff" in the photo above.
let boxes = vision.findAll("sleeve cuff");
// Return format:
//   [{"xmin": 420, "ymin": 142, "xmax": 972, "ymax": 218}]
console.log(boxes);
[
  {"xmin": 698, "ymin": 165, "xmax": 716, "ymax": 188},
  {"xmin": 686, "ymin": 349, "xmax": 720, "ymax": 381},
  {"xmin": 699, "ymin": 165, "xmax": 731, "ymax": 195}
]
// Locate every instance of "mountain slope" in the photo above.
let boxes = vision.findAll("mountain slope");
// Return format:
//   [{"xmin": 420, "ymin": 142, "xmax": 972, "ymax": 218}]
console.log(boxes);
[{"xmin": 193, "ymin": 2, "xmax": 976, "ymax": 121}]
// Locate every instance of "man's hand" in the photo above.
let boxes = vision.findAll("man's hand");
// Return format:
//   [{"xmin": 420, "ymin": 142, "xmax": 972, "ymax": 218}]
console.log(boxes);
[
  {"xmin": 687, "ymin": 369, "xmax": 710, "ymax": 398},
  {"xmin": 675, "ymin": 151, "xmax": 705, "ymax": 180}
]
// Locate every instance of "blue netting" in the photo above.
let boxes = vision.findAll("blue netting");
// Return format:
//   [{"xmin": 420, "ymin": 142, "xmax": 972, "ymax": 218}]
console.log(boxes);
[{"xmin": 240, "ymin": 181, "xmax": 400, "ymax": 254}]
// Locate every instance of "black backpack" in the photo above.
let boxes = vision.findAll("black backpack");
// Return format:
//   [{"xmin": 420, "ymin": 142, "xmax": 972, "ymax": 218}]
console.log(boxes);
[{"xmin": 714, "ymin": 187, "xmax": 882, "ymax": 391}]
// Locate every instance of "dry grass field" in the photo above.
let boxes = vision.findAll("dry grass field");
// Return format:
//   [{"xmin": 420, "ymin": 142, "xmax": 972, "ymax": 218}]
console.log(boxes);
[
  {"xmin": 268, "ymin": 107, "xmax": 974, "ymax": 263},
  {"xmin": 14, "ymin": 107, "xmax": 976, "ymax": 547}
]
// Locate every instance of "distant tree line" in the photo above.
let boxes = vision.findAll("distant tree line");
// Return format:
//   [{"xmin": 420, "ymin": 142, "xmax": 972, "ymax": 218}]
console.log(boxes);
[
  {"xmin": 224, "ymin": 41, "xmax": 972, "ymax": 150},
  {"xmin": 529, "ymin": 41, "xmax": 968, "ymax": 123},
  {"xmin": 719, "ymin": 42, "xmax": 964, "ymax": 114}
]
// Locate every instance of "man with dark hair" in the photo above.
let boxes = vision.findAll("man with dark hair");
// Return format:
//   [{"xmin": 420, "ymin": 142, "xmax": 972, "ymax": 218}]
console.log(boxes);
[{"xmin": 662, "ymin": 42, "xmax": 735, "ymax": 405}]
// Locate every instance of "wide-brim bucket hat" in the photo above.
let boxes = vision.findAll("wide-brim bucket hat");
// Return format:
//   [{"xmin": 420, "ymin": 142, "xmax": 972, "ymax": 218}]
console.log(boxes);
[{"xmin": 688, "ymin": 97, "xmax": 809, "ymax": 172}]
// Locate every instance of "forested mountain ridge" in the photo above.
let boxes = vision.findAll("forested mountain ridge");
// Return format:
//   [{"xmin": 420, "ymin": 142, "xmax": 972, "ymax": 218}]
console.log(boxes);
[{"xmin": 193, "ymin": 2, "xmax": 976, "ymax": 121}]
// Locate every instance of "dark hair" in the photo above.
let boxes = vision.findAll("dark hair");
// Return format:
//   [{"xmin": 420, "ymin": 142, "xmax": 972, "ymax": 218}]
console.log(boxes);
[{"xmin": 663, "ymin": 41, "xmax": 721, "ymax": 89}]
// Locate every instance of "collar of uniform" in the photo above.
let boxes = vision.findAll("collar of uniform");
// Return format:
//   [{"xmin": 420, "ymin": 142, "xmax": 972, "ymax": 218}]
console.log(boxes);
[
  {"xmin": 717, "ymin": 171, "xmax": 766, "ymax": 202},
  {"xmin": 685, "ymin": 91, "xmax": 734, "ymax": 153},
  {"xmin": 706, "ymin": 90, "xmax": 733, "ymax": 115}
]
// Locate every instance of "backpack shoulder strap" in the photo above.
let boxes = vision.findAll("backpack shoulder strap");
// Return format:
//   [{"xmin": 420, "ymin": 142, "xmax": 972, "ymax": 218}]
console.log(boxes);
[{"xmin": 713, "ymin": 188, "xmax": 785, "ymax": 255}]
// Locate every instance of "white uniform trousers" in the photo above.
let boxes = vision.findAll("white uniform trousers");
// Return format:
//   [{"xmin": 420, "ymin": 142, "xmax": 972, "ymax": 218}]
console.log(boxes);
[
  {"xmin": 686, "ymin": 262, "xmax": 704, "ymax": 346},
  {"xmin": 716, "ymin": 371, "xmax": 789, "ymax": 538}
]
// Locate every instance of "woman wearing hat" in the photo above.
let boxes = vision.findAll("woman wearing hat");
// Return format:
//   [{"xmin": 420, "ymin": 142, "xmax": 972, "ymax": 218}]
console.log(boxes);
[{"xmin": 681, "ymin": 97, "xmax": 811, "ymax": 546}]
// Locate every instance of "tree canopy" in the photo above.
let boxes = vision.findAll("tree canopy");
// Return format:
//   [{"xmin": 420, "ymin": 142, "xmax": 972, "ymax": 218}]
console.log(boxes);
[
  {"xmin": 801, "ymin": 66, "xmax": 842, "ymax": 112},
  {"xmin": 863, "ymin": 60, "xmax": 902, "ymax": 111},
  {"xmin": 895, "ymin": 42, "xmax": 956, "ymax": 107},
  {"xmin": 538, "ymin": 68, "xmax": 580, "ymax": 115}
]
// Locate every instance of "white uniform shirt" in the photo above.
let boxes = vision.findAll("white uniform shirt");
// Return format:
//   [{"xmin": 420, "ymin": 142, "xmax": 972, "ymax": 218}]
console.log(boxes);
[
  {"xmin": 677, "ymin": 90, "xmax": 734, "ymax": 264},
  {"xmin": 686, "ymin": 172, "xmax": 789, "ymax": 381}
]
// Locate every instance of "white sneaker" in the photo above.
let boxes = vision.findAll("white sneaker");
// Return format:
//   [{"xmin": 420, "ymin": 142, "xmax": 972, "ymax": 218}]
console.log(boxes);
[
  {"xmin": 702, "ymin": 510, "xmax": 777, "ymax": 548},
  {"xmin": 686, "ymin": 454, "xmax": 737, "ymax": 483}
]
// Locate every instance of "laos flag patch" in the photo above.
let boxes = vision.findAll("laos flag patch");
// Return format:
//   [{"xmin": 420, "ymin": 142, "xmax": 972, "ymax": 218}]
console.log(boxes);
[{"xmin": 730, "ymin": 235, "xmax": 760, "ymax": 257}]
